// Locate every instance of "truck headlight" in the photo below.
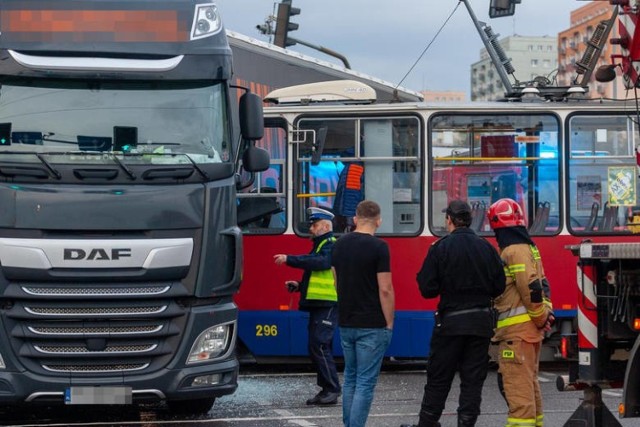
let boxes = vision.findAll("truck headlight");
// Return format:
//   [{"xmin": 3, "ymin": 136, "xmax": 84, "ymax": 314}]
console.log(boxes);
[
  {"xmin": 191, "ymin": 4, "xmax": 222, "ymax": 40},
  {"xmin": 187, "ymin": 324, "xmax": 232, "ymax": 364}
]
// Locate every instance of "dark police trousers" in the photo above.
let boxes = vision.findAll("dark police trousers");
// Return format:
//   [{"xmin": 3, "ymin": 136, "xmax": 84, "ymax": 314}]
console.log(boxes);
[
  {"xmin": 418, "ymin": 328, "xmax": 490, "ymax": 425},
  {"xmin": 308, "ymin": 306, "xmax": 340, "ymax": 393}
]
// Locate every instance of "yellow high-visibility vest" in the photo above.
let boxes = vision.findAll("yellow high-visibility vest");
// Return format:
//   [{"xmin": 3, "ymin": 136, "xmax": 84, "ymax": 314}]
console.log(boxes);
[{"xmin": 307, "ymin": 237, "xmax": 337, "ymax": 302}]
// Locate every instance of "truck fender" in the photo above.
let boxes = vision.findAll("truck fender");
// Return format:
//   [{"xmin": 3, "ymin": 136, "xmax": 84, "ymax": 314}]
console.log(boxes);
[{"xmin": 622, "ymin": 334, "xmax": 640, "ymax": 418}]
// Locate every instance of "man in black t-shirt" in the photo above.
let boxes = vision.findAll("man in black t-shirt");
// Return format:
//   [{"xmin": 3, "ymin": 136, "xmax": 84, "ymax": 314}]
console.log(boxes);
[{"xmin": 332, "ymin": 200, "xmax": 394, "ymax": 427}]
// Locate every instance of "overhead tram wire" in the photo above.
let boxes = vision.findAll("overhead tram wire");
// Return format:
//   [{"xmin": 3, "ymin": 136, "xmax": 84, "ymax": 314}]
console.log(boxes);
[{"xmin": 395, "ymin": 1, "xmax": 461, "ymax": 90}]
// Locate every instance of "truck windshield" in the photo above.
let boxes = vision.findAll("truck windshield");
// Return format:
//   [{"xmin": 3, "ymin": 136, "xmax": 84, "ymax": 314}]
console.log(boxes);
[{"xmin": 0, "ymin": 79, "xmax": 230, "ymax": 164}]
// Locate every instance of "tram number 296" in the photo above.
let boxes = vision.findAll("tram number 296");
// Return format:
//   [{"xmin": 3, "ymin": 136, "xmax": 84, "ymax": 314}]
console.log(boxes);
[{"xmin": 256, "ymin": 324, "xmax": 278, "ymax": 336}]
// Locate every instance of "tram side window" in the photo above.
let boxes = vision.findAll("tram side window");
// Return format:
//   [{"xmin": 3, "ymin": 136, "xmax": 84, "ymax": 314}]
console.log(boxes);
[
  {"xmin": 568, "ymin": 115, "xmax": 640, "ymax": 235},
  {"xmin": 429, "ymin": 113, "xmax": 560, "ymax": 237},
  {"xmin": 237, "ymin": 124, "xmax": 286, "ymax": 234},
  {"xmin": 295, "ymin": 116, "xmax": 422, "ymax": 235}
]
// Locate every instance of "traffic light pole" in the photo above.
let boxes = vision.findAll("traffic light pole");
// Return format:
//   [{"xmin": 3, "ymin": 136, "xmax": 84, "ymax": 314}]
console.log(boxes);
[{"xmin": 286, "ymin": 36, "xmax": 351, "ymax": 69}]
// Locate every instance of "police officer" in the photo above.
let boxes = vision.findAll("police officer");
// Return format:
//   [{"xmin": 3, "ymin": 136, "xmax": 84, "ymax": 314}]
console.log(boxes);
[
  {"xmin": 488, "ymin": 198, "xmax": 554, "ymax": 427},
  {"xmin": 274, "ymin": 207, "xmax": 341, "ymax": 405},
  {"xmin": 401, "ymin": 200, "xmax": 505, "ymax": 427}
]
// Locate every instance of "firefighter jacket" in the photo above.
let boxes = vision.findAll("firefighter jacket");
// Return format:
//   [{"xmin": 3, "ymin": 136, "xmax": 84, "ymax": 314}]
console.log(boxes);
[
  {"xmin": 285, "ymin": 232, "xmax": 337, "ymax": 310},
  {"xmin": 493, "ymin": 243, "xmax": 553, "ymax": 343}
]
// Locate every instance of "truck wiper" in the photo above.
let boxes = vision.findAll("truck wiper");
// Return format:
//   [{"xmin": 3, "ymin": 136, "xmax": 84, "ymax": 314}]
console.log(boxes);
[
  {"xmin": 112, "ymin": 155, "xmax": 136, "ymax": 180},
  {"xmin": 183, "ymin": 154, "xmax": 210, "ymax": 180},
  {"xmin": 34, "ymin": 153, "xmax": 62, "ymax": 179}
]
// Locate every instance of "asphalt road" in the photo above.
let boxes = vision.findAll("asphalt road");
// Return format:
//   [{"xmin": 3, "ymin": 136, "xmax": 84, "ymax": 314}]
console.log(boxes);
[{"xmin": 0, "ymin": 364, "xmax": 634, "ymax": 427}]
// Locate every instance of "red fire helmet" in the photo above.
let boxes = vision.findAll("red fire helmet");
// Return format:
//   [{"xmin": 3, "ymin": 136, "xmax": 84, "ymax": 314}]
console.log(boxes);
[{"xmin": 488, "ymin": 198, "xmax": 526, "ymax": 229}]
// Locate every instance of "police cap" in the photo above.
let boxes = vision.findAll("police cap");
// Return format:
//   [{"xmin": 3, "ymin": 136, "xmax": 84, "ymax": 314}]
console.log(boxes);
[{"xmin": 307, "ymin": 207, "xmax": 334, "ymax": 224}]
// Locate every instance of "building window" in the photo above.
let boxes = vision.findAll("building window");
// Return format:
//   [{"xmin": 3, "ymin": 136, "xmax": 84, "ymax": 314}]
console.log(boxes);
[{"xmin": 531, "ymin": 59, "xmax": 539, "ymax": 67}]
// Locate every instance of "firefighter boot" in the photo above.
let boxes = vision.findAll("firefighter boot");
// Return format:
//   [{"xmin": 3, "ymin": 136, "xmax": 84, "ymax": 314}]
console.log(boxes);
[{"xmin": 457, "ymin": 414, "xmax": 477, "ymax": 427}]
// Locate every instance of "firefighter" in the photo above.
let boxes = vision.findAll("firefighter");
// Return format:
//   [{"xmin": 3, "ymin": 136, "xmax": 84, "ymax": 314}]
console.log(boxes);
[
  {"xmin": 273, "ymin": 207, "xmax": 341, "ymax": 405},
  {"xmin": 487, "ymin": 198, "xmax": 554, "ymax": 427}
]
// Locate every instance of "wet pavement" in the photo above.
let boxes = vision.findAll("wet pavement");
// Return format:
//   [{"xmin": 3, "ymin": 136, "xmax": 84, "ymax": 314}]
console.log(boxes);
[{"xmin": 0, "ymin": 365, "xmax": 636, "ymax": 426}]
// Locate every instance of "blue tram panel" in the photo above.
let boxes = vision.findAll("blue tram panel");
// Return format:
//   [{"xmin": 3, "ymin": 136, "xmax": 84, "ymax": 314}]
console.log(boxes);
[{"xmin": 238, "ymin": 311, "xmax": 435, "ymax": 359}]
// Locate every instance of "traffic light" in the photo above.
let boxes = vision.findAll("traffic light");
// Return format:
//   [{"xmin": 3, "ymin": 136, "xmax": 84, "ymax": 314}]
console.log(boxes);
[
  {"xmin": 489, "ymin": 0, "xmax": 521, "ymax": 18},
  {"xmin": 274, "ymin": 0, "xmax": 300, "ymax": 48}
]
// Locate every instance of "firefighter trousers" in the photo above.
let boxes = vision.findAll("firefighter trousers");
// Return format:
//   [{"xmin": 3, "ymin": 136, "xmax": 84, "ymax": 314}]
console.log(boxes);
[
  {"xmin": 419, "ymin": 331, "xmax": 491, "ymax": 423},
  {"xmin": 497, "ymin": 339, "xmax": 543, "ymax": 427}
]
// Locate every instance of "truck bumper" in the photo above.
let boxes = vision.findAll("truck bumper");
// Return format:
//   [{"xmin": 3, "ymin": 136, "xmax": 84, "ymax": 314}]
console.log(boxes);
[{"xmin": 0, "ymin": 357, "xmax": 238, "ymax": 405}]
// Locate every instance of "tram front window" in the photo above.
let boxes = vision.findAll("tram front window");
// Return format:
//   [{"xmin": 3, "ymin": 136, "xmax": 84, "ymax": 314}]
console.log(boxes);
[
  {"xmin": 295, "ymin": 116, "xmax": 422, "ymax": 235},
  {"xmin": 568, "ymin": 115, "xmax": 640, "ymax": 235}
]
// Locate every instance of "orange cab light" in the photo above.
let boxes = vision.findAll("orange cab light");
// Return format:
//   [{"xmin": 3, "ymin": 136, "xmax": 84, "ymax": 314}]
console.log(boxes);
[
  {"xmin": 561, "ymin": 304, "xmax": 573, "ymax": 310},
  {"xmin": 618, "ymin": 403, "xmax": 625, "ymax": 417},
  {"xmin": 279, "ymin": 305, "xmax": 290, "ymax": 311},
  {"xmin": 633, "ymin": 318, "xmax": 640, "ymax": 331},
  {"xmin": 561, "ymin": 336, "xmax": 568, "ymax": 359}
]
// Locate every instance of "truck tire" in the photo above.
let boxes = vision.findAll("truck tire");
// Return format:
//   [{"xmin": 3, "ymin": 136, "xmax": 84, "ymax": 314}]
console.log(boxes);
[{"xmin": 167, "ymin": 397, "xmax": 215, "ymax": 415}]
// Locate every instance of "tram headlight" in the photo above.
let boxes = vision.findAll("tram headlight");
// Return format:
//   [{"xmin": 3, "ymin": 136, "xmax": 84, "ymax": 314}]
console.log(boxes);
[
  {"xmin": 191, "ymin": 3, "xmax": 222, "ymax": 40},
  {"xmin": 187, "ymin": 324, "xmax": 232, "ymax": 364}
]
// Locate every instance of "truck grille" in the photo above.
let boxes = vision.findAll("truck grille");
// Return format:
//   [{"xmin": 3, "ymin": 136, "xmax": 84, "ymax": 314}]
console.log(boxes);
[
  {"xmin": 22, "ymin": 286, "xmax": 170, "ymax": 296},
  {"xmin": 5, "ymin": 281, "xmax": 187, "ymax": 376},
  {"xmin": 25, "ymin": 306, "xmax": 167, "ymax": 316},
  {"xmin": 28, "ymin": 325, "xmax": 163, "ymax": 335},
  {"xmin": 35, "ymin": 344, "xmax": 157, "ymax": 354},
  {"xmin": 42, "ymin": 363, "xmax": 150, "ymax": 373}
]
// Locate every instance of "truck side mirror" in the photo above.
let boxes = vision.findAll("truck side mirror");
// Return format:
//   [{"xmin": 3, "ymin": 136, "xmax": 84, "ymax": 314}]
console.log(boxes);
[
  {"xmin": 242, "ymin": 145, "xmax": 270, "ymax": 172},
  {"xmin": 239, "ymin": 92, "xmax": 264, "ymax": 141}
]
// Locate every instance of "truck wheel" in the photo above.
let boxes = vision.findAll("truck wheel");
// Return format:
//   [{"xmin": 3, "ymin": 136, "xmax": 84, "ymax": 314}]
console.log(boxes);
[{"xmin": 167, "ymin": 397, "xmax": 215, "ymax": 415}]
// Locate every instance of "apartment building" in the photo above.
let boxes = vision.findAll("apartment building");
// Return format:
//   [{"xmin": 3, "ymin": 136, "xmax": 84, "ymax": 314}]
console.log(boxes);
[
  {"xmin": 471, "ymin": 35, "xmax": 558, "ymax": 101},
  {"xmin": 557, "ymin": 1, "xmax": 628, "ymax": 99}
]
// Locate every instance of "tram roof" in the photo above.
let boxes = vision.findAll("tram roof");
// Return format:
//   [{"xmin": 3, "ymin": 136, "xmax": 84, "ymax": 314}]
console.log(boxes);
[{"xmin": 264, "ymin": 96, "xmax": 640, "ymax": 114}]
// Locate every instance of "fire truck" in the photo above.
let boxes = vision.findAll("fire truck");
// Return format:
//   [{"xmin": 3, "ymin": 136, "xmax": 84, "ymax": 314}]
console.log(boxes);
[
  {"xmin": 0, "ymin": 0, "xmax": 266, "ymax": 414},
  {"xmin": 559, "ymin": 1, "xmax": 640, "ymax": 425}
]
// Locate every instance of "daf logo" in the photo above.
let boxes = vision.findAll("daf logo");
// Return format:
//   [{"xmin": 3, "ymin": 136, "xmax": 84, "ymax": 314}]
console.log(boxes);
[{"xmin": 63, "ymin": 248, "xmax": 132, "ymax": 261}]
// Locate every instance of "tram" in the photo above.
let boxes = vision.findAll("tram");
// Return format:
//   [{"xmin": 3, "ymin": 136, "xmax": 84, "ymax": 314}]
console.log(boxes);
[{"xmin": 235, "ymin": 80, "xmax": 640, "ymax": 361}]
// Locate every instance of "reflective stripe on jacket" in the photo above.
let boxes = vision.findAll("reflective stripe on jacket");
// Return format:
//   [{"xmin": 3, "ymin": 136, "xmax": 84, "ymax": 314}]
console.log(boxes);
[
  {"xmin": 307, "ymin": 237, "xmax": 338, "ymax": 302},
  {"xmin": 493, "ymin": 243, "xmax": 550, "ymax": 343}
]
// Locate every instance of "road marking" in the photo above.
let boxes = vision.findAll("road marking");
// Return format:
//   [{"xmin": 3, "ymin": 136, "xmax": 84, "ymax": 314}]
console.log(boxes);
[
  {"xmin": 538, "ymin": 371, "xmax": 556, "ymax": 382},
  {"xmin": 603, "ymin": 389, "xmax": 622, "ymax": 397},
  {"xmin": 243, "ymin": 372, "xmax": 316, "ymax": 378},
  {"xmin": 274, "ymin": 409, "xmax": 320, "ymax": 426}
]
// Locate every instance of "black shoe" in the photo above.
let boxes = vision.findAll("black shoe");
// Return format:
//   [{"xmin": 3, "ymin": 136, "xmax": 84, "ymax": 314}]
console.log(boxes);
[
  {"xmin": 306, "ymin": 391, "xmax": 324, "ymax": 405},
  {"xmin": 316, "ymin": 391, "xmax": 339, "ymax": 405}
]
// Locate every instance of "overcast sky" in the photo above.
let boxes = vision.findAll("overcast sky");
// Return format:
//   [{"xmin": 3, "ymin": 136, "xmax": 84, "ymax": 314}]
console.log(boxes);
[{"xmin": 217, "ymin": 0, "xmax": 583, "ymax": 95}]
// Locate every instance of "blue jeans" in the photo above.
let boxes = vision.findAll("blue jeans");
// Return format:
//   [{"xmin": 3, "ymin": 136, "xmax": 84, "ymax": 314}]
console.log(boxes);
[{"xmin": 340, "ymin": 327, "xmax": 392, "ymax": 427}]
